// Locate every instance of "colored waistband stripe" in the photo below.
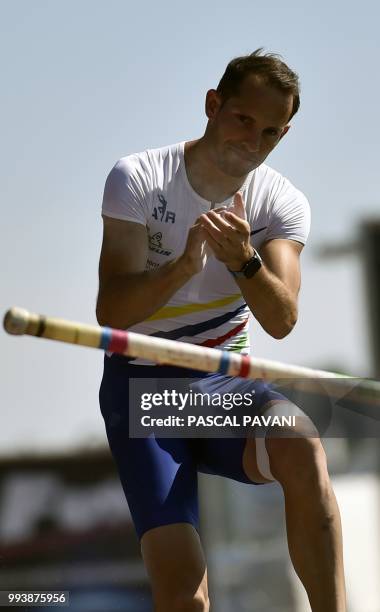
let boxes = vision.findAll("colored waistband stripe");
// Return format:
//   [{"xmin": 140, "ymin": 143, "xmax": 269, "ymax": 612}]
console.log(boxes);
[{"xmin": 218, "ymin": 351, "xmax": 230, "ymax": 375}]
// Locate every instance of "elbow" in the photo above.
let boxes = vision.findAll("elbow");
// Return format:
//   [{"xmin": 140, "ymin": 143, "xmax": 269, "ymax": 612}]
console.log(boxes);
[
  {"xmin": 96, "ymin": 295, "xmax": 117, "ymax": 328},
  {"xmin": 96, "ymin": 307, "xmax": 124, "ymax": 330},
  {"xmin": 270, "ymin": 322, "xmax": 296, "ymax": 339},
  {"xmin": 96, "ymin": 294, "xmax": 134, "ymax": 329},
  {"xmin": 96, "ymin": 311, "xmax": 107, "ymax": 328},
  {"xmin": 96, "ymin": 301, "xmax": 108, "ymax": 327},
  {"xmin": 268, "ymin": 309, "xmax": 298, "ymax": 340}
]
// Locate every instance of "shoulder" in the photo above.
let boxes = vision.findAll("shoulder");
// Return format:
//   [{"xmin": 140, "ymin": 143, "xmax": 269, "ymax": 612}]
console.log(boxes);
[
  {"xmin": 253, "ymin": 163, "xmax": 309, "ymax": 207},
  {"xmin": 250, "ymin": 164, "xmax": 310, "ymax": 227},
  {"xmin": 246, "ymin": 164, "xmax": 311, "ymax": 245},
  {"xmin": 102, "ymin": 143, "xmax": 184, "ymax": 223},
  {"xmin": 114, "ymin": 142, "xmax": 183, "ymax": 172},
  {"xmin": 107, "ymin": 141, "xmax": 183, "ymax": 186}
]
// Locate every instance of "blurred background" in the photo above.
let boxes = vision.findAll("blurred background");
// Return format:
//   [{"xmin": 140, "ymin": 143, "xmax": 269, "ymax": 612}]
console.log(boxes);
[{"xmin": 1, "ymin": 1, "xmax": 379, "ymax": 610}]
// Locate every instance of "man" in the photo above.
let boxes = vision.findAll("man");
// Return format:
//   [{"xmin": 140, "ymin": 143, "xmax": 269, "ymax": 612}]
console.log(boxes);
[{"xmin": 96, "ymin": 50, "xmax": 346, "ymax": 611}]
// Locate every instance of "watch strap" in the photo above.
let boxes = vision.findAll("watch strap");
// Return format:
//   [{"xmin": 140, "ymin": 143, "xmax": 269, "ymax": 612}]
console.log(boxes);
[{"xmin": 228, "ymin": 249, "xmax": 262, "ymax": 279}]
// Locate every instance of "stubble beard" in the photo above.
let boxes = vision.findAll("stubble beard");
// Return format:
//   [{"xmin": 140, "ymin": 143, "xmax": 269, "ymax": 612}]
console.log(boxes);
[{"xmin": 216, "ymin": 145, "xmax": 259, "ymax": 178}]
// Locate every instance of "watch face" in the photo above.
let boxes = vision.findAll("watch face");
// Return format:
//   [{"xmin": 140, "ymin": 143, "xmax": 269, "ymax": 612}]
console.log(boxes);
[{"xmin": 243, "ymin": 254, "xmax": 262, "ymax": 278}]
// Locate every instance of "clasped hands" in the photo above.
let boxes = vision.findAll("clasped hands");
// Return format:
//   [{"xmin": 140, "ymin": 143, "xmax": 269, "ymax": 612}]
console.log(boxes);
[{"xmin": 198, "ymin": 192, "xmax": 254, "ymax": 272}]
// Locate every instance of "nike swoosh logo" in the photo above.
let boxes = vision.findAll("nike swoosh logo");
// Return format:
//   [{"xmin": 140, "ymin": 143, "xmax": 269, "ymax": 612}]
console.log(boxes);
[{"xmin": 250, "ymin": 226, "xmax": 267, "ymax": 236}]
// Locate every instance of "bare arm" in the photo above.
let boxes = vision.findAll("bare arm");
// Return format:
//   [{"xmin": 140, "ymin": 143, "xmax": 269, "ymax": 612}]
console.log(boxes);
[
  {"xmin": 200, "ymin": 193, "xmax": 304, "ymax": 339},
  {"xmin": 96, "ymin": 216, "xmax": 205, "ymax": 329},
  {"xmin": 233, "ymin": 238, "xmax": 302, "ymax": 339}
]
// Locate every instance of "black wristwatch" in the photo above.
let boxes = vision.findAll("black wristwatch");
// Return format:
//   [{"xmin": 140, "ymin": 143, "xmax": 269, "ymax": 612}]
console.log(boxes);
[{"xmin": 228, "ymin": 249, "xmax": 263, "ymax": 279}]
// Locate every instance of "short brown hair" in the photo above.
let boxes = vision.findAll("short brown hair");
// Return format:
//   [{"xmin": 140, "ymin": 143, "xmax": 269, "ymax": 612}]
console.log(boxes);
[{"xmin": 216, "ymin": 48, "xmax": 300, "ymax": 121}]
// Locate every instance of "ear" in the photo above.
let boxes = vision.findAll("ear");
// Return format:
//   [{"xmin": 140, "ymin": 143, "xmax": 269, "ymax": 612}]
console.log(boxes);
[
  {"xmin": 205, "ymin": 89, "xmax": 222, "ymax": 120},
  {"xmin": 279, "ymin": 125, "xmax": 291, "ymax": 140}
]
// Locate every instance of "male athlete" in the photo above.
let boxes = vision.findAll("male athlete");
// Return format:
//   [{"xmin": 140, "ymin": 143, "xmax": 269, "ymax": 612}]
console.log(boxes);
[{"xmin": 96, "ymin": 50, "xmax": 346, "ymax": 611}]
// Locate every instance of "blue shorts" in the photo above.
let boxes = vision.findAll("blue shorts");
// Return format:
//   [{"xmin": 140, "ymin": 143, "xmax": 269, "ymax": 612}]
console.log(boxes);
[{"xmin": 99, "ymin": 353, "xmax": 287, "ymax": 539}]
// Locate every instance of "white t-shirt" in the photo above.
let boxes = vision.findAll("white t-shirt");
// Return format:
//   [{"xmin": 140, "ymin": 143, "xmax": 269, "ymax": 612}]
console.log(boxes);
[{"xmin": 102, "ymin": 141, "xmax": 310, "ymax": 359}]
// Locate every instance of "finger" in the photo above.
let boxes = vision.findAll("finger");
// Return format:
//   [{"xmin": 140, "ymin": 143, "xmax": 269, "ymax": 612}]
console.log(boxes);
[
  {"xmin": 230, "ymin": 192, "xmax": 247, "ymax": 221},
  {"xmin": 223, "ymin": 211, "xmax": 250, "ymax": 234},
  {"xmin": 193, "ymin": 216, "xmax": 206, "ymax": 227},
  {"xmin": 211, "ymin": 206, "xmax": 228, "ymax": 213},
  {"xmin": 192, "ymin": 218, "xmax": 210, "ymax": 234},
  {"xmin": 206, "ymin": 210, "xmax": 236, "ymax": 234},
  {"xmin": 203, "ymin": 232, "xmax": 225, "ymax": 260},
  {"xmin": 199, "ymin": 214, "xmax": 228, "ymax": 245},
  {"xmin": 188, "ymin": 223, "xmax": 207, "ymax": 247},
  {"xmin": 208, "ymin": 207, "xmax": 235, "ymax": 226}
]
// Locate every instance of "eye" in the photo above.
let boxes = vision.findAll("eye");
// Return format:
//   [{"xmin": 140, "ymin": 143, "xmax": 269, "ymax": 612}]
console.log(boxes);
[
  {"xmin": 265, "ymin": 128, "xmax": 281, "ymax": 137},
  {"xmin": 238, "ymin": 114, "xmax": 251, "ymax": 125}
]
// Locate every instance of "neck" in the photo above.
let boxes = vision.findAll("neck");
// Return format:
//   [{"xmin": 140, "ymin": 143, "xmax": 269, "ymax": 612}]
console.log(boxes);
[{"xmin": 184, "ymin": 137, "xmax": 248, "ymax": 203}]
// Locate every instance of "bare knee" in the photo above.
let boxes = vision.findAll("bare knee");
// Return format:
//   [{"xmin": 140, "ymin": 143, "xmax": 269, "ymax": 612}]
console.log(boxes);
[
  {"xmin": 266, "ymin": 431, "xmax": 328, "ymax": 489},
  {"xmin": 243, "ymin": 402, "xmax": 324, "ymax": 485}
]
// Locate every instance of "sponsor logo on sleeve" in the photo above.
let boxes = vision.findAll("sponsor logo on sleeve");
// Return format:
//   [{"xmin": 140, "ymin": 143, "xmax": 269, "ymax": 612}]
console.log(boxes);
[{"xmin": 148, "ymin": 231, "xmax": 173, "ymax": 257}]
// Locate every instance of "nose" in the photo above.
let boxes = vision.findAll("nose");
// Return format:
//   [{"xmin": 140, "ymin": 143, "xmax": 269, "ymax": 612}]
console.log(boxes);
[{"xmin": 245, "ymin": 127, "xmax": 261, "ymax": 153}]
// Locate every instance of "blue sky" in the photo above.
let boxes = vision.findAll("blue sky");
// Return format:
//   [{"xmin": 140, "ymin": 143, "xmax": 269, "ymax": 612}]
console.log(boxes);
[{"xmin": 1, "ymin": 0, "xmax": 379, "ymax": 452}]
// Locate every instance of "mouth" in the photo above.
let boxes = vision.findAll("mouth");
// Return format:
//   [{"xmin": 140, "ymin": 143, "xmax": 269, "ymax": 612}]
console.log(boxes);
[{"xmin": 228, "ymin": 145, "xmax": 258, "ymax": 164}]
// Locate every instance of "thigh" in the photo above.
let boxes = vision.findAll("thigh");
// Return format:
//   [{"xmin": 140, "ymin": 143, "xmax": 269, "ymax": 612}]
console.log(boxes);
[
  {"xmin": 193, "ymin": 374, "xmax": 287, "ymax": 484},
  {"xmin": 99, "ymin": 355, "xmax": 200, "ymax": 539}
]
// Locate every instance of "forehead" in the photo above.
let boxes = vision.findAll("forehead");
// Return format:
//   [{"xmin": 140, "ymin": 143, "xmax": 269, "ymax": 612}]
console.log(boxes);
[{"xmin": 227, "ymin": 73, "xmax": 293, "ymax": 126}]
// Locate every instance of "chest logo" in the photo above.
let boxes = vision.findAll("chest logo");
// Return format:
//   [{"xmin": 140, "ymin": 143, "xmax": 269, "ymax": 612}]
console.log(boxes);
[
  {"xmin": 148, "ymin": 231, "xmax": 173, "ymax": 257},
  {"xmin": 152, "ymin": 194, "xmax": 176, "ymax": 223}
]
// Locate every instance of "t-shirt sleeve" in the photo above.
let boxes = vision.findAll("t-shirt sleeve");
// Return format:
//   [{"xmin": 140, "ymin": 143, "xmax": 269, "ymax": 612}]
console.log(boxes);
[
  {"xmin": 101, "ymin": 156, "xmax": 151, "ymax": 226},
  {"xmin": 265, "ymin": 177, "xmax": 311, "ymax": 245}
]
